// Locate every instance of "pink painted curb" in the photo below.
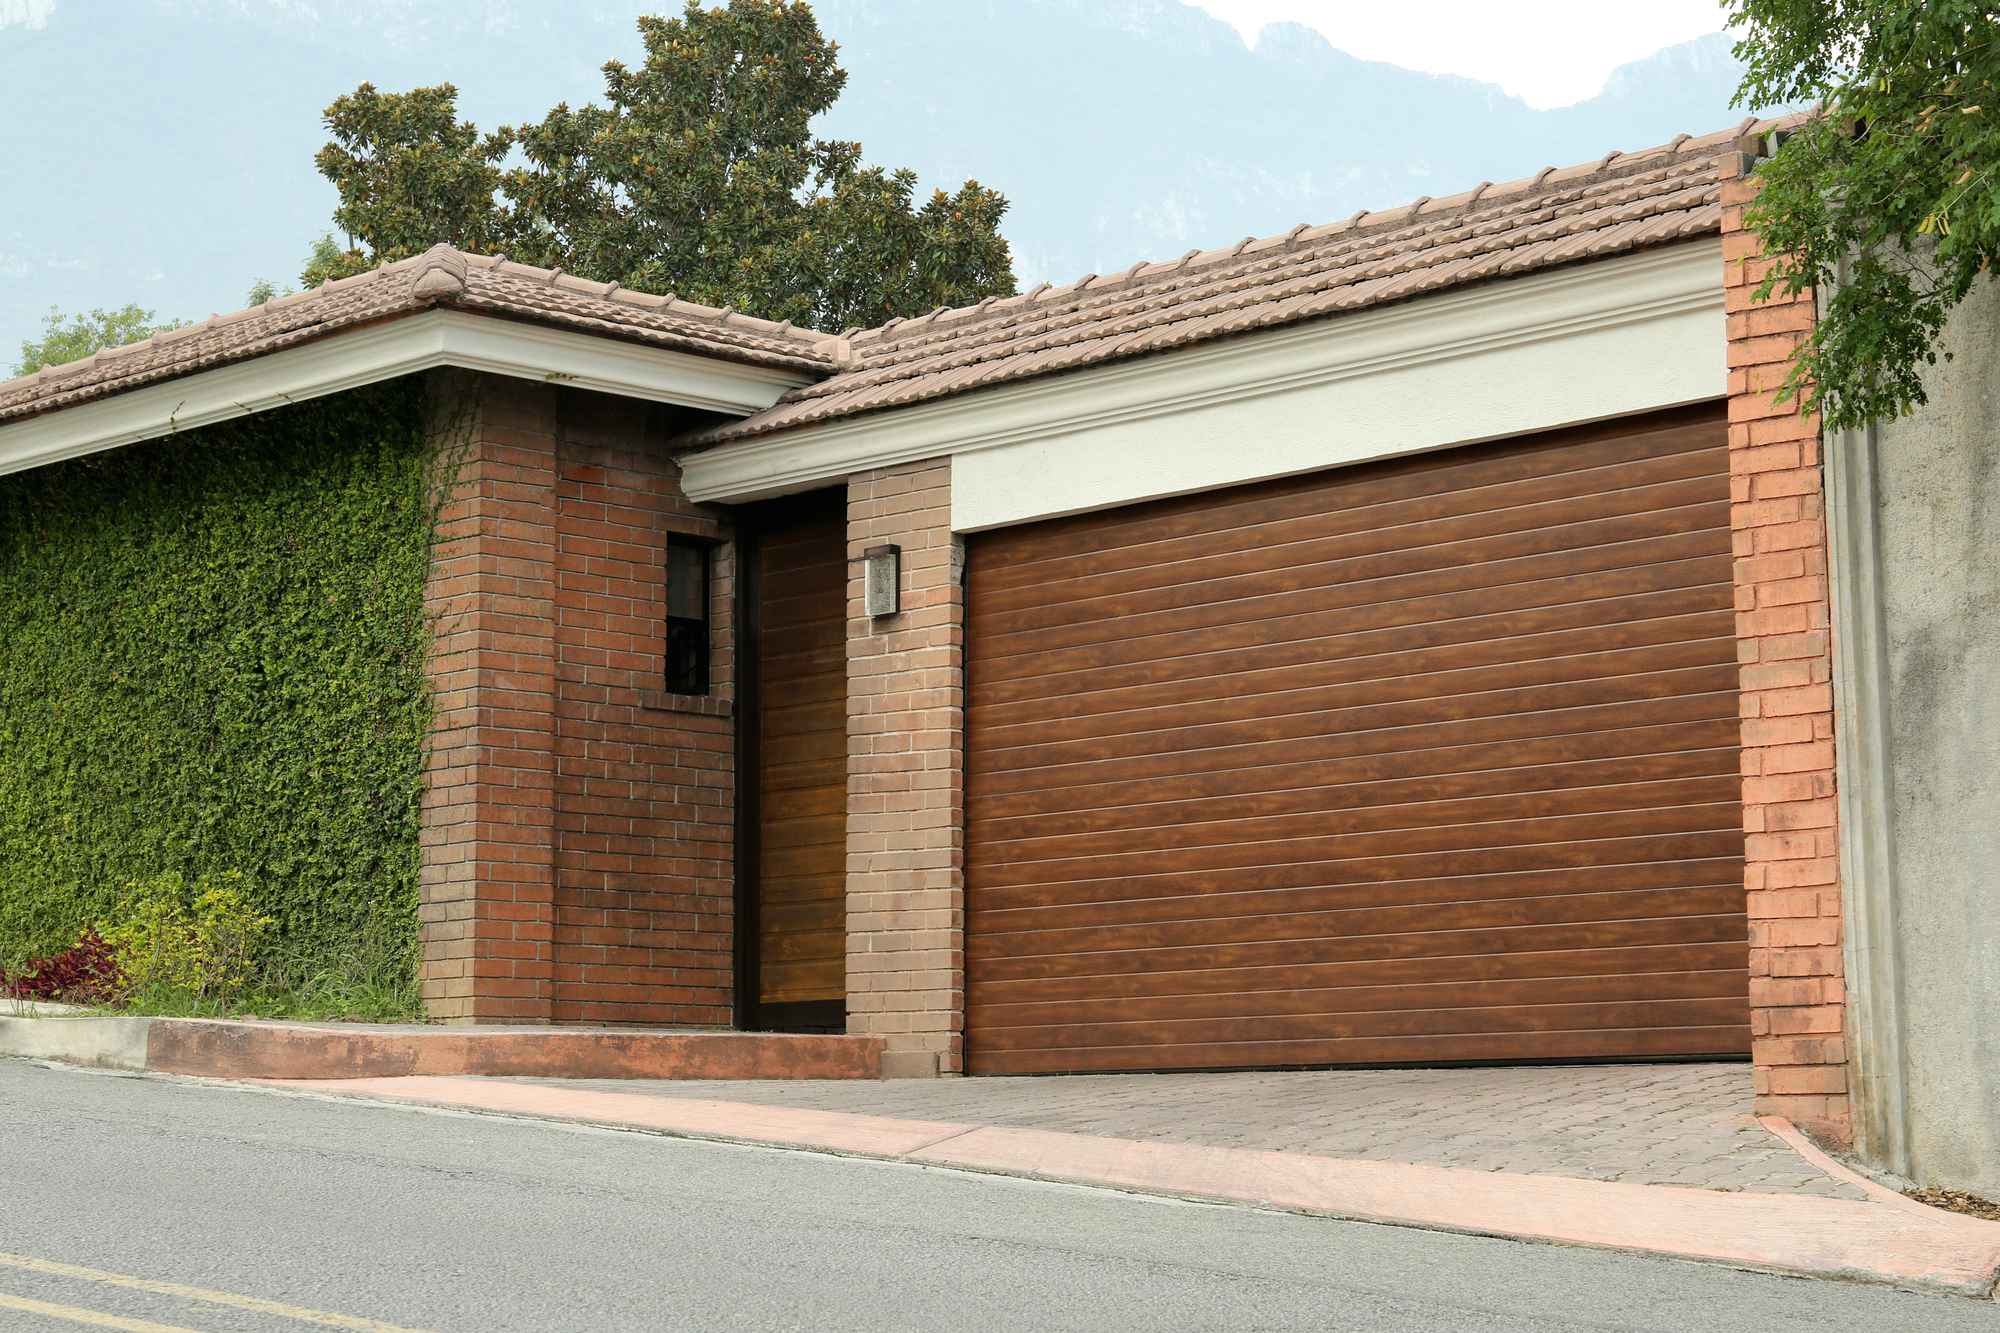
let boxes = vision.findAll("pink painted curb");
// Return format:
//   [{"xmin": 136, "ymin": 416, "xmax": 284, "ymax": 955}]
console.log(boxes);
[
  {"xmin": 149, "ymin": 1020, "xmax": 884, "ymax": 1081},
  {"xmin": 268, "ymin": 1076, "xmax": 972, "ymax": 1157},
  {"xmin": 1756, "ymin": 1115, "xmax": 1940, "ymax": 1218},
  {"xmin": 0, "ymin": 1014, "xmax": 885, "ymax": 1081},
  {"xmin": 260, "ymin": 1075, "xmax": 2000, "ymax": 1300}
]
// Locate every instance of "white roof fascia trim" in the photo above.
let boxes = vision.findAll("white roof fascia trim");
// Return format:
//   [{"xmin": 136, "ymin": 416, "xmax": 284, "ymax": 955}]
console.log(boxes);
[
  {"xmin": 0, "ymin": 309, "xmax": 813, "ymax": 480},
  {"xmin": 678, "ymin": 240, "xmax": 1725, "ymax": 505}
]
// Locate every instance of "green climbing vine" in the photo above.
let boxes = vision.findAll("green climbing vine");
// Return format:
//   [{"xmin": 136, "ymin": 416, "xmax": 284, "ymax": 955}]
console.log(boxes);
[{"xmin": 0, "ymin": 381, "xmax": 448, "ymax": 1009}]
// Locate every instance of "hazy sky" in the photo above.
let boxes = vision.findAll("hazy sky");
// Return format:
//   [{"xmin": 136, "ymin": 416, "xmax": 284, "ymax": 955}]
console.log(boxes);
[{"xmin": 1188, "ymin": 0, "xmax": 1734, "ymax": 108}]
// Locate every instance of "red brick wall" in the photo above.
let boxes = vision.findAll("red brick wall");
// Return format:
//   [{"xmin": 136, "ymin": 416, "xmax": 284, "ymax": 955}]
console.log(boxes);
[
  {"xmin": 421, "ymin": 373, "xmax": 561, "ymax": 1022},
  {"xmin": 844, "ymin": 459, "xmax": 965, "ymax": 1076},
  {"xmin": 1721, "ymin": 151, "xmax": 1851, "ymax": 1141},
  {"xmin": 551, "ymin": 391, "xmax": 736, "ymax": 1026},
  {"xmin": 421, "ymin": 373, "xmax": 737, "ymax": 1025}
]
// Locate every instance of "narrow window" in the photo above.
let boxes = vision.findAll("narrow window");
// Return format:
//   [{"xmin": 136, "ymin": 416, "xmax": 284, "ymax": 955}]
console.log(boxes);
[{"xmin": 666, "ymin": 536, "xmax": 711, "ymax": 696}]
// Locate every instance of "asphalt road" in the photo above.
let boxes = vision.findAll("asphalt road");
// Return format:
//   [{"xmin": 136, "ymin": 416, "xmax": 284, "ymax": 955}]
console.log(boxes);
[{"xmin": 0, "ymin": 1060, "xmax": 1987, "ymax": 1332}]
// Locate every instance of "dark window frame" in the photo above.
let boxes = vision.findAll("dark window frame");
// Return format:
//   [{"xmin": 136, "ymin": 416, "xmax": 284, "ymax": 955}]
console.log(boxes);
[{"xmin": 665, "ymin": 534, "xmax": 713, "ymax": 697}]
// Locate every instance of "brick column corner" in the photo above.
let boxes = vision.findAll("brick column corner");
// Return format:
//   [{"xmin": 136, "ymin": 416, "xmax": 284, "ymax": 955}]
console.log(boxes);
[
  {"xmin": 419, "ymin": 372, "xmax": 561, "ymax": 1024},
  {"xmin": 844, "ymin": 459, "xmax": 965, "ymax": 1077},
  {"xmin": 1720, "ymin": 149, "xmax": 1850, "ymax": 1141}
]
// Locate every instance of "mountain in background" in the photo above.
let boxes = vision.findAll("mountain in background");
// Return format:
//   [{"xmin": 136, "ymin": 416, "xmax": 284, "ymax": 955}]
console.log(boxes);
[{"xmin": 0, "ymin": 0, "xmax": 1782, "ymax": 358}]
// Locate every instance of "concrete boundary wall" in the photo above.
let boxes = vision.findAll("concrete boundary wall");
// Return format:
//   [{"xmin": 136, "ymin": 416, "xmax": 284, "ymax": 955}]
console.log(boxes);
[{"xmin": 1827, "ymin": 269, "xmax": 2000, "ymax": 1197}]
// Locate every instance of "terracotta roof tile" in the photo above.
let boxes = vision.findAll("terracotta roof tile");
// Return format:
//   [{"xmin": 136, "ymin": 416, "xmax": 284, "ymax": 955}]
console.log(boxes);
[
  {"xmin": 690, "ymin": 116, "xmax": 1801, "ymax": 447},
  {"xmin": 0, "ymin": 246, "xmax": 840, "ymax": 426},
  {"xmin": 3, "ymin": 114, "xmax": 1808, "ymax": 442}
]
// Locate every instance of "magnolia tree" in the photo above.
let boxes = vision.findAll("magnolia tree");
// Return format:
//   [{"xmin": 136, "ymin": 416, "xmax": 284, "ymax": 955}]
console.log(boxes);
[
  {"xmin": 309, "ymin": 1, "xmax": 1018, "ymax": 332},
  {"xmin": 1730, "ymin": 0, "xmax": 2000, "ymax": 428}
]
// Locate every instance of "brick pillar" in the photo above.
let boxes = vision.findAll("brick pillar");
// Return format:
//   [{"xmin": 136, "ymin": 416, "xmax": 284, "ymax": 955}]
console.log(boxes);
[
  {"xmin": 845, "ymin": 459, "xmax": 965, "ymax": 1077},
  {"xmin": 1721, "ymin": 150, "xmax": 1850, "ymax": 1140},
  {"xmin": 420, "ymin": 374, "xmax": 561, "ymax": 1023}
]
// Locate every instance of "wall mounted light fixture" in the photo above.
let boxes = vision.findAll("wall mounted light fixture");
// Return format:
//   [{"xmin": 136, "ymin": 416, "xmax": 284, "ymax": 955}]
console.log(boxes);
[{"xmin": 864, "ymin": 543, "xmax": 901, "ymax": 618}]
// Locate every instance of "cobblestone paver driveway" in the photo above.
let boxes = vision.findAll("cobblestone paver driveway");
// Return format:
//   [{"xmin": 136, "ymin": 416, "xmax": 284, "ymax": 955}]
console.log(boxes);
[{"xmin": 514, "ymin": 1062, "xmax": 1863, "ymax": 1199}]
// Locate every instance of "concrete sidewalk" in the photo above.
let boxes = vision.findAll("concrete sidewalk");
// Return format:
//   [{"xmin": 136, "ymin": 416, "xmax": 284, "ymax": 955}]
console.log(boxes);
[
  {"xmin": 510, "ymin": 1063, "xmax": 1865, "ymax": 1198},
  {"xmin": 252, "ymin": 1072, "xmax": 2000, "ymax": 1301}
]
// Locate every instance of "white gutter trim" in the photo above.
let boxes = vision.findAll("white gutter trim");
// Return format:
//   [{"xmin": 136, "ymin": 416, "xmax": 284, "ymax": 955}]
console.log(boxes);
[
  {"xmin": 0, "ymin": 309, "xmax": 814, "ymax": 480},
  {"xmin": 677, "ymin": 241, "xmax": 1726, "ymax": 508}
]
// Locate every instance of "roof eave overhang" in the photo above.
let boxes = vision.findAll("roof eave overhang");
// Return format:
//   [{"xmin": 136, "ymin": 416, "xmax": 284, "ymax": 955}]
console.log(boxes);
[
  {"xmin": 676, "ymin": 240, "xmax": 1727, "ymax": 514},
  {"xmin": 0, "ymin": 308, "xmax": 816, "ymax": 480}
]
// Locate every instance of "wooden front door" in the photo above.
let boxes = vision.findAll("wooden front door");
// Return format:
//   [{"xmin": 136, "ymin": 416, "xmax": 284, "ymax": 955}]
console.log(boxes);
[
  {"xmin": 741, "ymin": 491, "xmax": 848, "ymax": 1031},
  {"xmin": 963, "ymin": 405, "xmax": 1750, "ymax": 1074}
]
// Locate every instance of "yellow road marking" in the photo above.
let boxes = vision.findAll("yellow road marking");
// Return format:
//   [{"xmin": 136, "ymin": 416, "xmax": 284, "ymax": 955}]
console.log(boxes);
[
  {"xmin": 0, "ymin": 1253, "xmax": 436, "ymax": 1332},
  {"xmin": 0, "ymin": 1290, "xmax": 208, "ymax": 1332}
]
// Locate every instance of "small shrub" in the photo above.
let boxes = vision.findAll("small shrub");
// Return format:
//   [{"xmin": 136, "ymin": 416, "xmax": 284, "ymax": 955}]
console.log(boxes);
[
  {"xmin": 188, "ymin": 882, "xmax": 271, "ymax": 998},
  {"xmin": 100, "ymin": 885, "xmax": 201, "ymax": 995},
  {"xmin": 0, "ymin": 930, "xmax": 123, "ymax": 1004},
  {"xmin": 97, "ymin": 871, "xmax": 272, "ymax": 1004}
]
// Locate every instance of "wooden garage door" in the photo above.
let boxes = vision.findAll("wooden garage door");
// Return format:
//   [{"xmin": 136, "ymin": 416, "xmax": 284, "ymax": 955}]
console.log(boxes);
[{"xmin": 964, "ymin": 405, "xmax": 1749, "ymax": 1075}]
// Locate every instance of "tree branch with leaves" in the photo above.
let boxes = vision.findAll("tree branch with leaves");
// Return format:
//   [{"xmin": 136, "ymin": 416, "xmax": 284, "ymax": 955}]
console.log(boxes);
[
  {"xmin": 1730, "ymin": 0, "xmax": 1999, "ymax": 429},
  {"xmin": 13, "ymin": 306, "xmax": 185, "ymax": 377}
]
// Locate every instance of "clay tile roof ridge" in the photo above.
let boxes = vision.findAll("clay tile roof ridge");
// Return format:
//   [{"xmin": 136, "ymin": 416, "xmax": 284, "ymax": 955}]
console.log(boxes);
[
  {"xmin": 0, "ymin": 241, "xmax": 843, "ymax": 423},
  {"xmin": 685, "ymin": 115, "xmax": 1784, "ymax": 447},
  {"xmin": 838, "ymin": 121, "xmax": 1755, "ymax": 362},
  {"xmin": 839, "ymin": 165, "xmax": 1709, "ymax": 376},
  {"xmin": 442, "ymin": 244, "xmax": 837, "ymax": 354}
]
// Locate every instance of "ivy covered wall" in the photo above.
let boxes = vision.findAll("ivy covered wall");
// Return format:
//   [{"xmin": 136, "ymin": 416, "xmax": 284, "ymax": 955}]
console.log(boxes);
[{"xmin": 0, "ymin": 382, "xmax": 440, "ymax": 983}]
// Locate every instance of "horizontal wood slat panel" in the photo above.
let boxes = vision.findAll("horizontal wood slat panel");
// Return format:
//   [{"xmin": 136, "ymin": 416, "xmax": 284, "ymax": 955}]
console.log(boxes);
[
  {"xmin": 974, "ymin": 716, "xmax": 1743, "ymax": 823},
  {"xmin": 759, "ymin": 959, "xmax": 842, "ymax": 1004},
  {"xmin": 979, "ymin": 968, "xmax": 1750, "ymax": 1031},
  {"xmin": 971, "ymin": 593, "xmax": 1735, "ymax": 713},
  {"xmin": 973, "ymin": 577, "xmax": 1735, "ymax": 704},
  {"xmin": 971, "ymin": 883, "xmax": 1747, "ymax": 964},
  {"xmin": 971, "ymin": 489, "xmax": 1730, "ymax": 647},
  {"xmin": 976, "ymin": 691, "xmax": 1741, "ymax": 800},
  {"xmin": 760, "ymin": 756, "xmax": 845, "ymax": 796},
  {"xmin": 759, "ymin": 815, "xmax": 846, "ymax": 855},
  {"xmin": 973, "ymin": 996, "xmax": 1755, "ymax": 1053},
  {"xmin": 970, "ymin": 939, "xmax": 1751, "ymax": 1007},
  {"xmin": 975, "ymin": 857, "xmax": 1745, "ymax": 934},
  {"xmin": 756, "ymin": 498, "xmax": 849, "ymax": 1007},
  {"xmin": 965, "ymin": 407, "xmax": 1746, "ymax": 1073},
  {"xmin": 758, "ymin": 878, "xmax": 844, "ymax": 908},
  {"xmin": 971, "ymin": 744, "xmax": 1740, "ymax": 846},
  {"xmin": 983, "ymin": 677, "xmax": 1745, "ymax": 797},
  {"xmin": 968, "ymin": 913, "xmax": 1750, "ymax": 986},
  {"xmin": 973, "ymin": 797, "xmax": 1742, "ymax": 883},
  {"xmin": 978, "ymin": 408, "xmax": 1727, "ymax": 580},
  {"xmin": 973, "ymin": 549, "xmax": 1732, "ymax": 666},
  {"xmin": 972, "ymin": 637, "xmax": 1739, "ymax": 755},
  {"xmin": 976, "ymin": 1026, "xmax": 1752, "ymax": 1075},
  {"xmin": 974, "ymin": 445, "xmax": 1732, "ymax": 617},
  {"xmin": 974, "ymin": 606, "xmax": 1736, "ymax": 731},
  {"xmin": 973, "ymin": 778, "xmax": 1745, "ymax": 872}
]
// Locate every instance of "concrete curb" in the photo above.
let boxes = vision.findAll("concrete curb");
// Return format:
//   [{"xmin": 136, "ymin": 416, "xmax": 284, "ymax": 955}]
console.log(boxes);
[
  {"xmin": 0, "ymin": 1014, "xmax": 149, "ymax": 1070},
  {"xmin": 256, "ymin": 1075, "xmax": 2000, "ymax": 1301},
  {"xmin": 0, "ymin": 1014, "xmax": 884, "ymax": 1080}
]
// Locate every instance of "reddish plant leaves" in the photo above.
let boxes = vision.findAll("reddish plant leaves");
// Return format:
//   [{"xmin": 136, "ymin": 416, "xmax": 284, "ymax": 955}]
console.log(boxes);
[{"xmin": 0, "ymin": 930, "xmax": 123, "ymax": 1004}]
